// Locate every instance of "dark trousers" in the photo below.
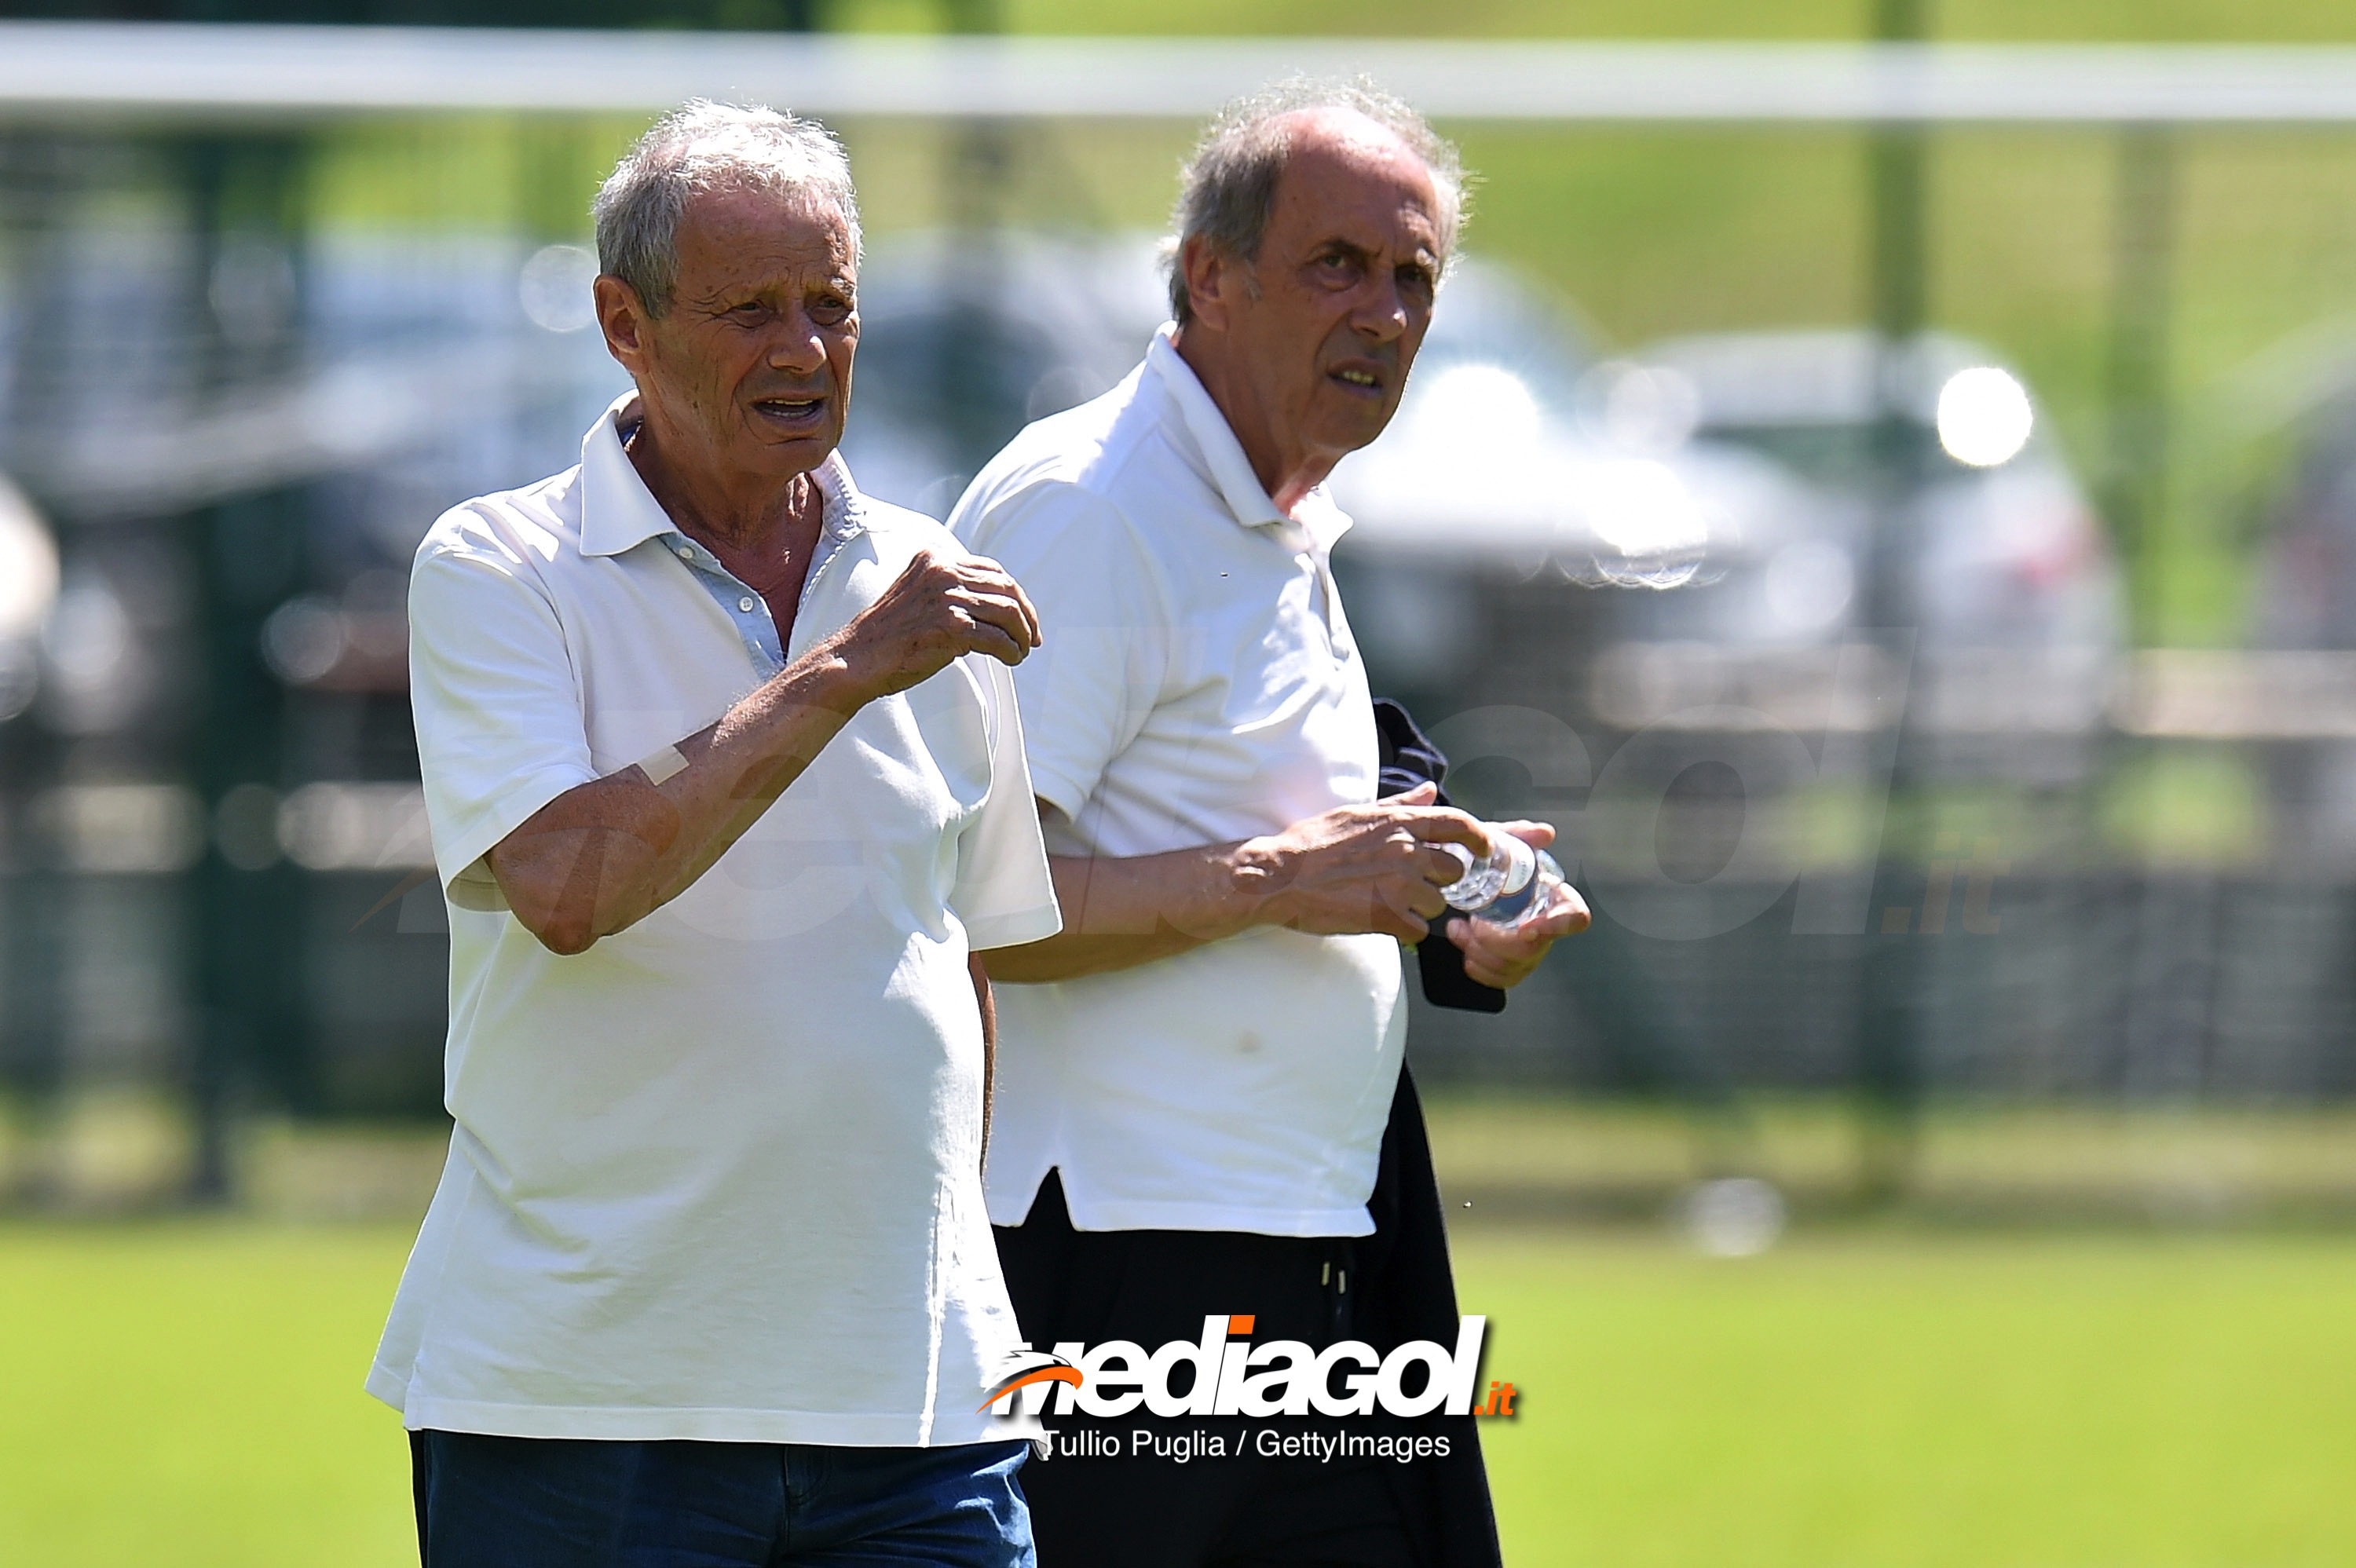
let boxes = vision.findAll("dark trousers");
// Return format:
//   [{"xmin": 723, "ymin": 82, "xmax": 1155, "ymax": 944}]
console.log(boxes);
[
  {"xmin": 993, "ymin": 1171, "xmax": 1417, "ymax": 1568},
  {"xmin": 409, "ymin": 1429, "xmax": 1033, "ymax": 1568},
  {"xmin": 992, "ymin": 1066, "xmax": 1503, "ymax": 1568}
]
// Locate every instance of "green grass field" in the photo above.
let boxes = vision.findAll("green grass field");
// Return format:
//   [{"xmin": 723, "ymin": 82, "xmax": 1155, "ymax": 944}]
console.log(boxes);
[{"xmin": 4, "ymin": 1219, "xmax": 2353, "ymax": 1566}]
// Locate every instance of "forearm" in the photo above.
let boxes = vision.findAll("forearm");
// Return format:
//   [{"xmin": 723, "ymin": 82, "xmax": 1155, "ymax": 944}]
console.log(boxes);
[
  {"xmin": 981, "ymin": 842, "xmax": 1274, "ymax": 984},
  {"xmin": 490, "ymin": 544, "xmax": 1044, "ymax": 956},
  {"xmin": 492, "ymin": 642, "xmax": 873, "ymax": 952}
]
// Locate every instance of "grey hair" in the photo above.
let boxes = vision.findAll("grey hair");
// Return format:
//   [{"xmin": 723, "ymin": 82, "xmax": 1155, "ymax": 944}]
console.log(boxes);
[
  {"xmin": 593, "ymin": 100, "xmax": 862, "ymax": 317},
  {"xmin": 1165, "ymin": 77, "xmax": 1466, "ymax": 325}
]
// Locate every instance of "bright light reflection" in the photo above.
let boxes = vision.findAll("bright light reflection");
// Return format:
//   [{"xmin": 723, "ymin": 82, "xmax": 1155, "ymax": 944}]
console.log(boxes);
[
  {"xmin": 1937, "ymin": 367, "xmax": 2034, "ymax": 467},
  {"xmin": 1585, "ymin": 459, "xmax": 1710, "ymax": 582},
  {"xmin": 1415, "ymin": 363, "xmax": 1543, "ymax": 451},
  {"xmin": 0, "ymin": 480, "xmax": 59, "ymax": 641},
  {"xmin": 519, "ymin": 244, "xmax": 600, "ymax": 333}
]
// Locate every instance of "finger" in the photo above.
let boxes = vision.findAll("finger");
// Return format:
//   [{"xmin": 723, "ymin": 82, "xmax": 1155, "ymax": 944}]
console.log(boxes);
[
  {"xmin": 1528, "ymin": 902, "xmax": 1590, "ymax": 939},
  {"xmin": 1511, "ymin": 913, "xmax": 1577, "ymax": 945},
  {"xmin": 1463, "ymin": 910, "xmax": 1565, "ymax": 960},
  {"xmin": 1383, "ymin": 780, "xmax": 1440, "ymax": 806},
  {"xmin": 1542, "ymin": 884, "xmax": 1592, "ymax": 934},
  {"xmin": 957, "ymin": 560, "xmax": 1043, "ymax": 645},
  {"xmin": 1445, "ymin": 919, "xmax": 1529, "ymax": 973},
  {"xmin": 1367, "ymin": 900, "xmax": 1429, "ymax": 943},
  {"xmin": 1405, "ymin": 882, "xmax": 1448, "ymax": 921},
  {"xmin": 960, "ymin": 617, "xmax": 1030, "ymax": 667},
  {"xmin": 1004, "ymin": 572, "xmax": 1044, "ymax": 647},
  {"xmin": 962, "ymin": 593, "xmax": 1041, "ymax": 654},
  {"xmin": 968, "ymin": 598, "xmax": 1039, "ymax": 653},
  {"xmin": 1396, "ymin": 807, "xmax": 1487, "ymax": 848},
  {"xmin": 1464, "ymin": 956, "xmax": 1523, "ymax": 989},
  {"xmin": 1418, "ymin": 845, "xmax": 1469, "ymax": 886},
  {"xmin": 1453, "ymin": 918, "xmax": 1526, "ymax": 961},
  {"xmin": 1499, "ymin": 819, "xmax": 1557, "ymax": 850}
]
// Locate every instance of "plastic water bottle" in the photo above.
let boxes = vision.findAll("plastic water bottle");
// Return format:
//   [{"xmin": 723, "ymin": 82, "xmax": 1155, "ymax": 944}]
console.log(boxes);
[{"xmin": 1437, "ymin": 832, "xmax": 1566, "ymax": 926}]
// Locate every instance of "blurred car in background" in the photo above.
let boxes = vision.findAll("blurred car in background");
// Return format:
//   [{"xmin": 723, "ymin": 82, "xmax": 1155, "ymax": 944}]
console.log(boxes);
[
  {"xmin": 1332, "ymin": 316, "xmax": 2123, "ymax": 797},
  {"xmin": 1597, "ymin": 331, "xmax": 2124, "ymax": 780},
  {"xmin": 1325, "ymin": 265, "xmax": 1814, "ymax": 729}
]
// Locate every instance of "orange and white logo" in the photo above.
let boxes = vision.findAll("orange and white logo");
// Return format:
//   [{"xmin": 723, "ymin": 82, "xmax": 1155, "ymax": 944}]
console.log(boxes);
[
  {"xmin": 982, "ymin": 1314, "xmax": 1503, "ymax": 1420},
  {"xmin": 977, "ymin": 1349, "xmax": 1086, "ymax": 1413}
]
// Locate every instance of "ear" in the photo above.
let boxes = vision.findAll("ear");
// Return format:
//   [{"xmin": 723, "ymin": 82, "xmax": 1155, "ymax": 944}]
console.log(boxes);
[
  {"xmin": 595, "ymin": 274, "xmax": 653, "ymax": 375},
  {"xmin": 1178, "ymin": 235, "xmax": 1239, "ymax": 334}
]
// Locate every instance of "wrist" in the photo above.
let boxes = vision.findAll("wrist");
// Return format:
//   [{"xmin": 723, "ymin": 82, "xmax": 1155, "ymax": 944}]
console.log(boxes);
[
  {"xmin": 791, "ymin": 637, "xmax": 884, "ymax": 713},
  {"xmin": 1225, "ymin": 835, "xmax": 1293, "ymax": 930}
]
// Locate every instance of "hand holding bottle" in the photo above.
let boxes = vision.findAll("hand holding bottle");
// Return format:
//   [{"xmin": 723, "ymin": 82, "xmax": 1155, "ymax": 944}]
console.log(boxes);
[
  {"xmin": 1433, "ymin": 819, "xmax": 1590, "ymax": 989},
  {"xmin": 1436, "ymin": 831, "xmax": 1566, "ymax": 927}
]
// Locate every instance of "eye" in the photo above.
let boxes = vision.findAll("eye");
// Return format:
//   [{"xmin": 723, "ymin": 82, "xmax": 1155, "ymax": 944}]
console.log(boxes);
[
  {"xmin": 1312, "ymin": 251, "xmax": 1368, "ymax": 290},
  {"xmin": 723, "ymin": 301, "xmax": 770, "ymax": 324}
]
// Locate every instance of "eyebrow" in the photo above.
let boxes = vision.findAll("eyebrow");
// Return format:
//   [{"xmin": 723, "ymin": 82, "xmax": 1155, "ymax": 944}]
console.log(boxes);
[{"xmin": 684, "ymin": 273, "xmax": 857, "ymax": 308}]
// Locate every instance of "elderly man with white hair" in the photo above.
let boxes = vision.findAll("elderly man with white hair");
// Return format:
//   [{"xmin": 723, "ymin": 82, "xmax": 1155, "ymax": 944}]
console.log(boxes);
[
  {"xmin": 368, "ymin": 102, "xmax": 1059, "ymax": 1566},
  {"xmin": 955, "ymin": 81, "xmax": 1588, "ymax": 1567}
]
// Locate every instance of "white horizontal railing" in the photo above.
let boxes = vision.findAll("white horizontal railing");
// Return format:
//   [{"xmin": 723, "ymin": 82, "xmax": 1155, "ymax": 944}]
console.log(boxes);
[
  {"xmin": 1586, "ymin": 643, "xmax": 2356, "ymax": 741},
  {"xmin": 7, "ymin": 26, "xmax": 2356, "ymax": 123}
]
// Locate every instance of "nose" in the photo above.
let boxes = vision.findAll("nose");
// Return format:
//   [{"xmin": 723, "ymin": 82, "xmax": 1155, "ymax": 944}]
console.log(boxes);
[
  {"xmin": 766, "ymin": 307, "xmax": 829, "ymax": 377},
  {"xmin": 1350, "ymin": 270, "xmax": 1410, "ymax": 346}
]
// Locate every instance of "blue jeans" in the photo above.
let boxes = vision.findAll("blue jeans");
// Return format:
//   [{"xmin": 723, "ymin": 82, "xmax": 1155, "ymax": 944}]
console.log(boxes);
[{"xmin": 409, "ymin": 1430, "xmax": 1035, "ymax": 1568}]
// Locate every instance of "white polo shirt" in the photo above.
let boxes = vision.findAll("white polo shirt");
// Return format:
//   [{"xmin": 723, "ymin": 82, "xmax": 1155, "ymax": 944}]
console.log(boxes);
[
  {"xmin": 368, "ymin": 395, "xmax": 1061, "ymax": 1446},
  {"xmin": 950, "ymin": 327, "xmax": 1402, "ymax": 1238}
]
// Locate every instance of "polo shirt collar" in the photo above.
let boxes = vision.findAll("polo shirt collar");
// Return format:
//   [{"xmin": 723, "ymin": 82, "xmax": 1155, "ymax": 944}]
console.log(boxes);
[
  {"xmin": 1145, "ymin": 327, "xmax": 1355, "ymax": 555},
  {"xmin": 578, "ymin": 392, "xmax": 866, "ymax": 559}
]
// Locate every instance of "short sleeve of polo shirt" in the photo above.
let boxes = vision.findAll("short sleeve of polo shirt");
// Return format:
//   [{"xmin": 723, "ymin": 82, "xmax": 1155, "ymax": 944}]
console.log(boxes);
[
  {"xmin": 408, "ymin": 510, "xmax": 601, "ymax": 912},
  {"xmin": 960, "ymin": 484, "xmax": 1171, "ymax": 822},
  {"xmin": 949, "ymin": 652, "xmax": 1063, "ymax": 952}
]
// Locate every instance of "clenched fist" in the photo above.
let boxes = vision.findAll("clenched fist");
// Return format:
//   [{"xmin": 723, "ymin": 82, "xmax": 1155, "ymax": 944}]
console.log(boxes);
[{"xmin": 827, "ymin": 547, "xmax": 1042, "ymax": 703}]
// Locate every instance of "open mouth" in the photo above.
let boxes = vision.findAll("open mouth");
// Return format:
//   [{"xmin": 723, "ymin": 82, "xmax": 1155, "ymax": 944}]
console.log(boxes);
[
  {"xmin": 751, "ymin": 395, "xmax": 828, "ymax": 427},
  {"xmin": 1330, "ymin": 367, "xmax": 1385, "ymax": 395}
]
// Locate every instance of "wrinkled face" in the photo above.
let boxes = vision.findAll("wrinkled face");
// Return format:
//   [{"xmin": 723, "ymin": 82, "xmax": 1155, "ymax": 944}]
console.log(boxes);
[
  {"xmin": 1221, "ymin": 115, "xmax": 1445, "ymax": 462},
  {"xmin": 600, "ymin": 184, "xmax": 859, "ymax": 482}
]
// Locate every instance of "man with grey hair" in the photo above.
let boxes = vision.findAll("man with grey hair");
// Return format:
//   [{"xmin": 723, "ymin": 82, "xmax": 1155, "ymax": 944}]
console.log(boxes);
[
  {"xmin": 371, "ymin": 101, "xmax": 1058, "ymax": 1566},
  {"xmin": 954, "ymin": 80, "xmax": 1586, "ymax": 1566}
]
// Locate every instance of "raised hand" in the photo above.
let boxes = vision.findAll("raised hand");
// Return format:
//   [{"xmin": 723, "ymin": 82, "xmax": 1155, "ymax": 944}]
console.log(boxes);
[{"xmin": 827, "ymin": 548, "xmax": 1043, "ymax": 702}]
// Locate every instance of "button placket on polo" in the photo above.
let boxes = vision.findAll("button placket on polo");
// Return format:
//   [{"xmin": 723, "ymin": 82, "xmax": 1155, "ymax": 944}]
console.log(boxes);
[
  {"xmin": 662, "ymin": 535, "xmax": 787, "ymax": 677},
  {"xmin": 646, "ymin": 460, "xmax": 866, "ymax": 679}
]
